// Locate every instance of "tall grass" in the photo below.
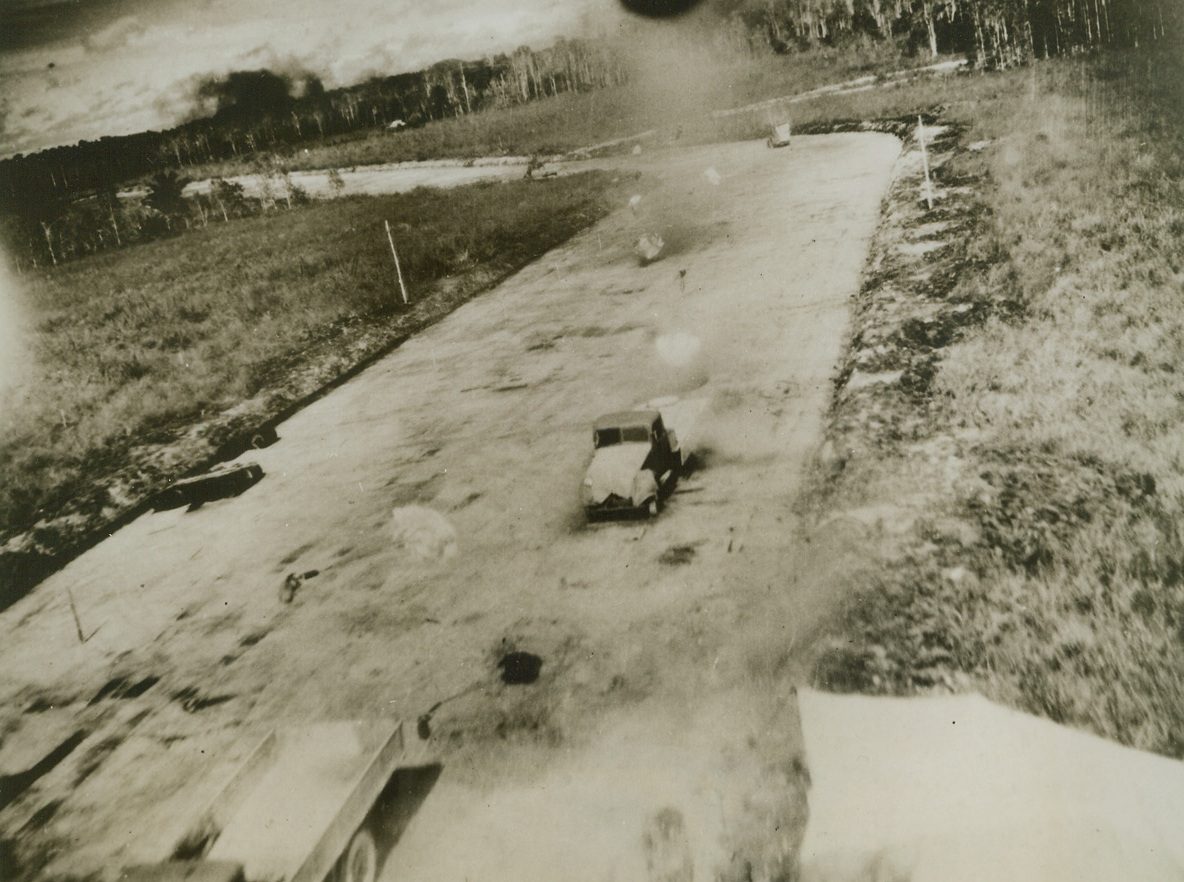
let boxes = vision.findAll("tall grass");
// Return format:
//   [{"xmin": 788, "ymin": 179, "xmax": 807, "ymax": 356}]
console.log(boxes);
[
  {"xmin": 0, "ymin": 172, "xmax": 621, "ymax": 537},
  {"xmin": 813, "ymin": 45, "xmax": 1184, "ymax": 757},
  {"xmin": 936, "ymin": 49, "xmax": 1184, "ymax": 754}
]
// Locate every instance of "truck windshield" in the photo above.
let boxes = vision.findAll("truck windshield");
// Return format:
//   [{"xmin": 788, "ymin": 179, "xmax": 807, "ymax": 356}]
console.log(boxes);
[
  {"xmin": 594, "ymin": 425, "xmax": 650, "ymax": 448},
  {"xmin": 594, "ymin": 429, "xmax": 622, "ymax": 448}
]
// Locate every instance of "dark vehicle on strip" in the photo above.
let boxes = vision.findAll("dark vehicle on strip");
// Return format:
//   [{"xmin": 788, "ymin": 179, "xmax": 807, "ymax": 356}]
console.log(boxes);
[{"xmin": 581, "ymin": 409, "xmax": 684, "ymax": 518}]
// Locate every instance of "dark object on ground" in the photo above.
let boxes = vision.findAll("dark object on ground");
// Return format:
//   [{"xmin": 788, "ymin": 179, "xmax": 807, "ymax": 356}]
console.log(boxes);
[
  {"xmin": 416, "ymin": 682, "xmax": 486, "ymax": 739},
  {"xmin": 279, "ymin": 569, "xmax": 320, "ymax": 603},
  {"xmin": 621, "ymin": 0, "xmax": 702, "ymax": 16},
  {"xmin": 658, "ymin": 543, "xmax": 699, "ymax": 566},
  {"xmin": 215, "ymin": 425, "xmax": 279, "ymax": 462},
  {"xmin": 498, "ymin": 651, "xmax": 543, "ymax": 685},
  {"xmin": 153, "ymin": 463, "xmax": 265, "ymax": 512},
  {"xmin": 416, "ymin": 716, "xmax": 432, "ymax": 740}
]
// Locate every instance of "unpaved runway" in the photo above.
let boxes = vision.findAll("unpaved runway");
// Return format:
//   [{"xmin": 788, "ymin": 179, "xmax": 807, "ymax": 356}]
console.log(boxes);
[{"xmin": 0, "ymin": 133, "xmax": 900, "ymax": 880}]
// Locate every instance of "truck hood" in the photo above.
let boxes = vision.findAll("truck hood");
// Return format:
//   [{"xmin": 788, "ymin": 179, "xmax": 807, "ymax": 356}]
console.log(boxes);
[{"xmin": 583, "ymin": 443, "xmax": 650, "ymax": 504}]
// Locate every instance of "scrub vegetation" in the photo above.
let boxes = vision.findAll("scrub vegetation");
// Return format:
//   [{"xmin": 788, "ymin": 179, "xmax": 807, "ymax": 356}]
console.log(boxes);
[{"xmin": 807, "ymin": 45, "xmax": 1184, "ymax": 758}]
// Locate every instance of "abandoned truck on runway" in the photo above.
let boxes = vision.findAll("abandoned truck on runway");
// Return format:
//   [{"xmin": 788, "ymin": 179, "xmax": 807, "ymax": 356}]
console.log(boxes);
[{"xmin": 581, "ymin": 397, "xmax": 706, "ymax": 519}]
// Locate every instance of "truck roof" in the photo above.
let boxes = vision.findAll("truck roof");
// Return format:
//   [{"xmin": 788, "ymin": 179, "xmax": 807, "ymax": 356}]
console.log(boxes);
[{"xmin": 593, "ymin": 410, "xmax": 660, "ymax": 431}]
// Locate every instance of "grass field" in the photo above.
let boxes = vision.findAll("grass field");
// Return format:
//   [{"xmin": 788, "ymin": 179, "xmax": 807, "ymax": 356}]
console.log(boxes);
[
  {"xmin": 803, "ymin": 45, "xmax": 1184, "ymax": 758},
  {"xmin": 0, "ymin": 172, "xmax": 623, "ymax": 539}
]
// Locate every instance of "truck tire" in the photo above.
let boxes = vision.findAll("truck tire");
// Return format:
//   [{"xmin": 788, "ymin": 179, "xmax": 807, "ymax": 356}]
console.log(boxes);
[{"xmin": 339, "ymin": 826, "xmax": 377, "ymax": 882}]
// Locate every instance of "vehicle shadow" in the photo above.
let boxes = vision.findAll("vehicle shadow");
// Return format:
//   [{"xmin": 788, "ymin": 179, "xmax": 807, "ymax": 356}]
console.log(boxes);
[{"xmin": 372, "ymin": 763, "xmax": 443, "ymax": 871}]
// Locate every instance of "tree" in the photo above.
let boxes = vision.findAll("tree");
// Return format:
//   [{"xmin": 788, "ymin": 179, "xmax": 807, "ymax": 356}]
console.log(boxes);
[
  {"xmin": 96, "ymin": 183, "xmax": 123, "ymax": 247},
  {"xmin": 144, "ymin": 170, "xmax": 191, "ymax": 230},
  {"xmin": 208, "ymin": 178, "xmax": 247, "ymax": 222},
  {"xmin": 326, "ymin": 168, "xmax": 345, "ymax": 197},
  {"xmin": 6, "ymin": 177, "xmax": 68, "ymax": 266}
]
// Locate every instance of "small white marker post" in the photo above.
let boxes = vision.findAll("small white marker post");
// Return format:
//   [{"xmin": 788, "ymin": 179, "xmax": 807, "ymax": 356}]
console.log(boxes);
[
  {"xmin": 65, "ymin": 587, "xmax": 97, "ymax": 644},
  {"xmin": 384, "ymin": 220, "xmax": 409, "ymax": 305},
  {"xmin": 917, "ymin": 116, "xmax": 934, "ymax": 210}
]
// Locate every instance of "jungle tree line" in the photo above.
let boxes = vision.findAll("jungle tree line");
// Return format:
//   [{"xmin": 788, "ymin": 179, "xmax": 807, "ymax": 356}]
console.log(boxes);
[
  {"xmin": 0, "ymin": 39, "xmax": 625, "ymax": 210},
  {"xmin": 0, "ymin": 37, "xmax": 627, "ymax": 269},
  {"xmin": 732, "ymin": 0, "xmax": 1179, "ymax": 67}
]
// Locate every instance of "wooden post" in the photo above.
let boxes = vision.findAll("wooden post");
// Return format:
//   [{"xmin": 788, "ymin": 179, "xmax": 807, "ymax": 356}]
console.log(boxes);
[
  {"xmin": 917, "ymin": 116, "xmax": 934, "ymax": 210},
  {"xmin": 66, "ymin": 587, "xmax": 87, "ymax": 644},
  {"xmin": 384, "ymin": 220, "xmax": 409, "ymax": 305}
]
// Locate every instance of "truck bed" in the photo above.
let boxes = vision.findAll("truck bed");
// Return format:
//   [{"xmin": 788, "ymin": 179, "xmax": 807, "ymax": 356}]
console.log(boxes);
[
  {"xmin": 190, "ymin": 720, "xmax": 408, "ymax": 882},
  {"xmin": 640, "ymin": 396, "xmax": 708, "ymax": 465}
]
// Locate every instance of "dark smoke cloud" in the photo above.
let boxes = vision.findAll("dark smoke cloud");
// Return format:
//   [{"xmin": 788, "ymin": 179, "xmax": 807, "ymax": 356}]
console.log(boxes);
[
  {"xmin": 620, "ymin": 0, "xmax": 755, "ymax": 20},
  {"xmin": 191, "ymin": 68, "xmax": 325, "ymax": 123},
  {"xmin": 620, "ymin": 0, "xmax": 703, "ymax": 16}
]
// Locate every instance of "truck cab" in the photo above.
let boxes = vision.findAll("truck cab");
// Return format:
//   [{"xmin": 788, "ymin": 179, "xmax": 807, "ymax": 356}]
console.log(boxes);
[{"xmin": 581, "ymin": 409, "xmax": 682, "ymax": 518}]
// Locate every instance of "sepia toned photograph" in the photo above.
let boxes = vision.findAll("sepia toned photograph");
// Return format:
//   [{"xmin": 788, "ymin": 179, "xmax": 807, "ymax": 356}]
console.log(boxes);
[{"xmin": 1, "ymin": 0, "xmax": 1182, "ymax": 879}]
